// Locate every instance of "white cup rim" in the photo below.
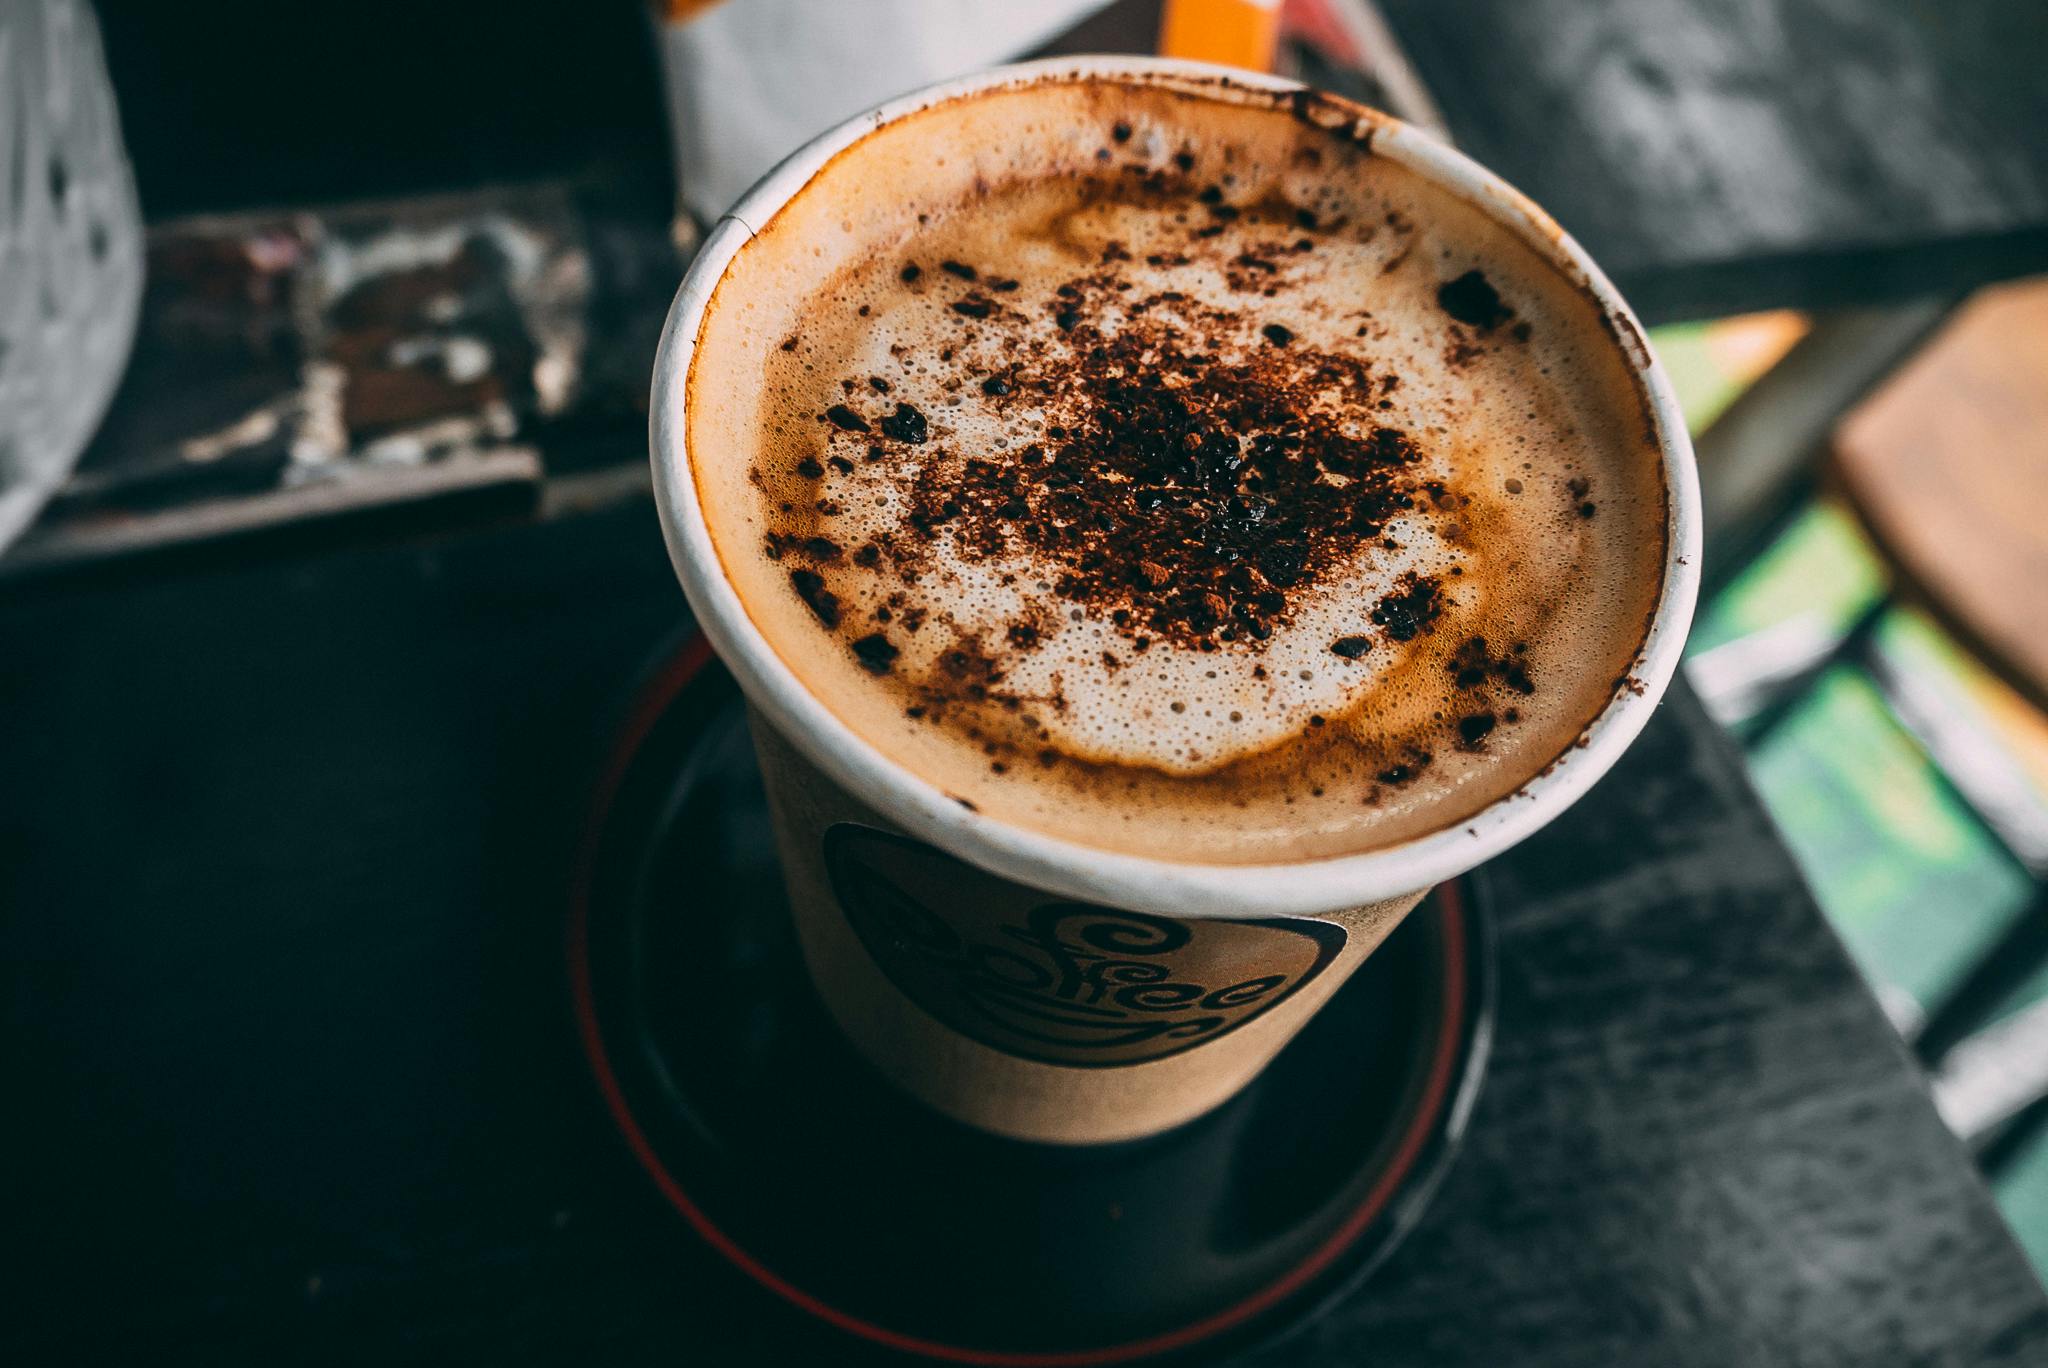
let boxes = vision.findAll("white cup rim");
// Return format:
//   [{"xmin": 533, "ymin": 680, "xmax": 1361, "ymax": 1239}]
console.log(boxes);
[{"xmin": 650, "ymin": 55, "xmax": 1702, "ymax": 918}]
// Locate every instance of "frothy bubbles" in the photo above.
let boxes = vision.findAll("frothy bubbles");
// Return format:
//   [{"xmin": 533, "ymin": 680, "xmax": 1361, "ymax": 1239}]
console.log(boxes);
[{"xmin": 693, "ymin": 74, "xmax": 1668, "ymax": 864}]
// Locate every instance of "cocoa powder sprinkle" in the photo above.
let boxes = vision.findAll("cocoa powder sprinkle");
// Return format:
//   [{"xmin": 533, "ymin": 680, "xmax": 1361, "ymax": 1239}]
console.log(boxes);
[
  {"xmin": 878, "ymin": 272, "xmax": 1446, "ymax": 650},
  {"xmin": 1437, "ymin": 269, "xmax": 1514, "ymax": 332},
  {"xmin": 789, "ymin": 569, "xmax": 840, "ymax": 628},
  {"xmin": 851, "ymin": 633, "xmax": 899, "ymax": 673}
]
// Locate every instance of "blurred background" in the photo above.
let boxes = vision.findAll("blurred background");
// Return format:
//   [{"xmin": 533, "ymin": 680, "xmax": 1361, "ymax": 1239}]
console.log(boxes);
[{"xmin": 6, "ymin": 0, "xmax": 2047, "ymax": 1295}]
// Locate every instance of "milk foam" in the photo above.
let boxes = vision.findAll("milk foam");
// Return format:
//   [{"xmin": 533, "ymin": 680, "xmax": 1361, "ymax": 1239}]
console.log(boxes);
[{"xmin": 687, "ymin": 74, "xmax": 1667, "ymax": 864}]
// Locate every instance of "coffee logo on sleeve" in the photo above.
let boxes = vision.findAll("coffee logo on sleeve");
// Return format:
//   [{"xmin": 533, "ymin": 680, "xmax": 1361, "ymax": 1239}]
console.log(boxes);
[{"xmin": 823, "ymin": 824, "xmax": 1345, "ymax": 1068}]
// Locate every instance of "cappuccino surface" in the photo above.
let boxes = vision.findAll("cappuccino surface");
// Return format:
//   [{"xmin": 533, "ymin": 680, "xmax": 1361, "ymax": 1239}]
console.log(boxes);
[{"xmin": 688, "ymin": 74, "xmax": 1668, "ymax": 864}]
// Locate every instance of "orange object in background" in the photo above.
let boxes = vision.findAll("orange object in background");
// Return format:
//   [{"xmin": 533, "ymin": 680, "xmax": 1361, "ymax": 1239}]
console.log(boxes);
[{"xmin": 1159, "ymin": 0, "xmax": 1282, "ymax": 71}]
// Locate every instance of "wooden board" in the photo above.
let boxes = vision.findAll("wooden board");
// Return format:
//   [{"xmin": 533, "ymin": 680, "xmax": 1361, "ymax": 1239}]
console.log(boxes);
[{"xmin": 1834, "ymin": 277, "xmax": 2048, "ymax": 709}]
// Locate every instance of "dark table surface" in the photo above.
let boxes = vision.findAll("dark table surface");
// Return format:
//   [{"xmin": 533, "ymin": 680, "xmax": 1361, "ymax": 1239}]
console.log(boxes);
[
  {"xmin": 1375, "ymin": 0, "xmax": 2048, "ymax": 323},
  {"xmin": 89, "ymin": 0, "xmax": 2048, "ymax": 329},
  {"xmin": 5, "ymin": 494, "xmax": 2045, "ymax": 1366},
  {"xmin": 13, "ymin": 5, "xmax": 2046, "ymax": 1360}
]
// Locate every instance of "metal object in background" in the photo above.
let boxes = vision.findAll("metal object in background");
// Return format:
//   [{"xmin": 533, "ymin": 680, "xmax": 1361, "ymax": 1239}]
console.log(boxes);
[
  {"xmin": 0, "ymin": 0, "xmax": 142, "ymax": 553},
  {"xmin": 0, "ymin": 181, "xmax": 686, "ymax": 579}
]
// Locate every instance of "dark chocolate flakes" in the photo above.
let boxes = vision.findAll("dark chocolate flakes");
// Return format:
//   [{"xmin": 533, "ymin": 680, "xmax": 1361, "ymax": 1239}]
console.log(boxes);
[
  {"xmin": 1436, "ymin": 270, "xmax": 1514, "ymax": 332},
  {"xmin": 1378, "ymin": 751, "xmax": 1432, "ymax": 785},
  {"xmin": 880, "ymin": 277, "xmax": 1444, "ymax": 649},
  {"xmin": 1369, "ymin": 575, "xmax": 1445, "ymax": 643},
  {"xmin": 879, "ymin": 403, "xmax": 929, "ymax": 444},
  {"xmin": 851, "ymin": 633, "xmax": 899, "ymax": 674},
  {"xmin": 789, "ymin": 569, "xmax": 840, "ymax": 628}
]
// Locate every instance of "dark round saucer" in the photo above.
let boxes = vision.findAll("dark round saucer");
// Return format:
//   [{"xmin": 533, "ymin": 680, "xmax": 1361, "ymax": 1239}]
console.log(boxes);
[{"xmin": 569, "ymin": 636, "xmax": 1494, "ymax": 1364}]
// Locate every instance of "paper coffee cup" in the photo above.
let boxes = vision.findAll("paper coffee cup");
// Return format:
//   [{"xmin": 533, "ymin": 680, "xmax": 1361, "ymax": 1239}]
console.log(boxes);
[{"xmin": 650, "ymin": 58, "xmax": 1700, "ymax": 1145}]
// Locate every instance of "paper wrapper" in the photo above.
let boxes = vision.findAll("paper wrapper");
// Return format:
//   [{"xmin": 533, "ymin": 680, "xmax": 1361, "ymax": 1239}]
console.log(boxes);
[
  {"xmin": 656, "ymin": 0, "xmax": 1112, "ymax": 224},
  {"xmin": 749, "ymin": 711, "xmax": 1426, "ymax": 1145}
]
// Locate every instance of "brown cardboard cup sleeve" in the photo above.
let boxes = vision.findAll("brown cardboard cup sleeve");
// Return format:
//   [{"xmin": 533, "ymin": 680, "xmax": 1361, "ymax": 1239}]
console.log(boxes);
[{"xmin": 752, "ymin": 714, "xmax": 1424, "ymax": 1146}]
